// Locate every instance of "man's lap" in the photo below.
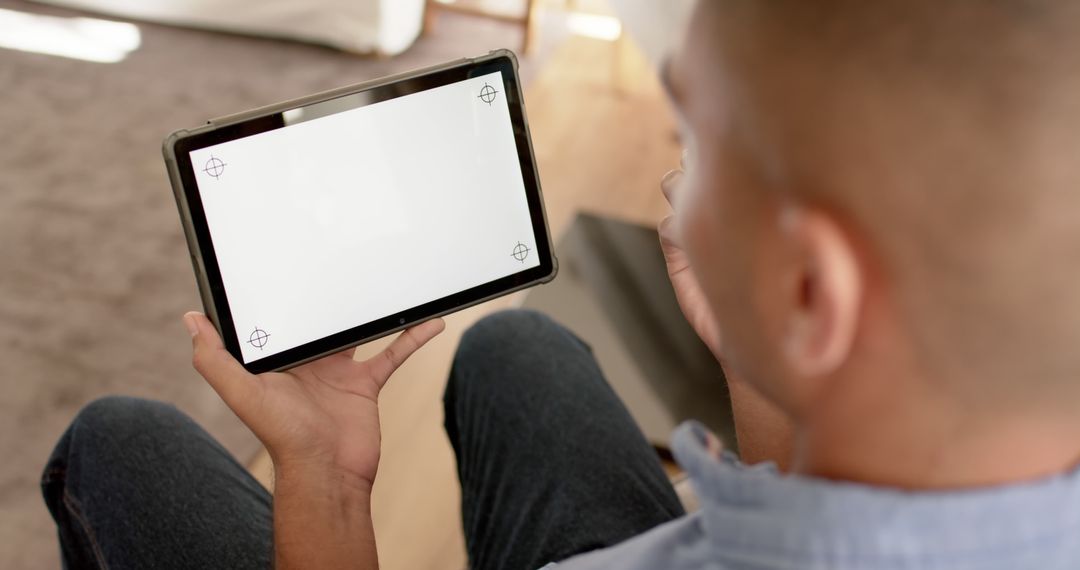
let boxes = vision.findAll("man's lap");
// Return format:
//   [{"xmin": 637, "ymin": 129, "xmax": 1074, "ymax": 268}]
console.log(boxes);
[
  {"xmin": 41, "ymin": 396, "xmax": 273, "ymax": 569},
  {"xmin": 41, "ymin": 310, "xmax": 681, "ymax": 569},
  {"xmin": 445, "ymin": 310, "xmax": 684, "ymax": 570}
]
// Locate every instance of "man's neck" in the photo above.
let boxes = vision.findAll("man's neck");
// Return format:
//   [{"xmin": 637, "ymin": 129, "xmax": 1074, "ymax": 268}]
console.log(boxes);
[{"xmin": 792, "ymin": 374, "xmax": 1080, "ymax": 490}]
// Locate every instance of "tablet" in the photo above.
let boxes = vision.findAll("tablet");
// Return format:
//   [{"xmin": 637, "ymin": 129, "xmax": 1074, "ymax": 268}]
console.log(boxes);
[{"xmin": 163, "ymin": 51, "xmax": 556, "ymax": 373}]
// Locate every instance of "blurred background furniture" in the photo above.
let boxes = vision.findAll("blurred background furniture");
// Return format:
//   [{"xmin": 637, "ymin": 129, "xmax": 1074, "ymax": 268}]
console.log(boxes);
[
  {"xmin": 30, "ymin": 0, "xmax": 427, "ymax": 55},
  {"xmin": 608, "ymin": 0, "xmax": 693, "ymax": 65},
  {"xmin": 425, "ymin": 0, "xmax": 544, "ymax": 55},
  {"xmin": 26, "ymin": 0, "xmax": 694, "ymax": 60}
]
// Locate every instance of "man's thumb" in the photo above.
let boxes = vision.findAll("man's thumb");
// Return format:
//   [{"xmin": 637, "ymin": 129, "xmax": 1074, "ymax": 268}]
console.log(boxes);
[{"xmin": 183, "ymin": 312, "xmax": 257, "ymax": 414}]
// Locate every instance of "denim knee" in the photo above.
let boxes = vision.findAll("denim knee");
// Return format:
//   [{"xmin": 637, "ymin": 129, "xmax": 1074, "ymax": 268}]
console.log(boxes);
[
  {"xmin": 445, "ymin": 309, "xmax": 591, "ymax": 405},
  {"xmin": 73, "ymin": 396, "xmax": 182, "ymax": 439},
  {"xmin": 447, "ymin": 310, "xmax": 544, "ymax": 403},
  {"xmin": 456, "ymin": 309, "xmax": 579, "ymax": 361},
  {"xmin": 463, "ymin": 308, "xmax": 538, "ymax": 347},
  {"xmin": 59, "ymin": 396, "xmax": 191, "ymax": 468},
  {"xmin": 43, "ymin": 396, "xmax": 185, "ymax": 498}
]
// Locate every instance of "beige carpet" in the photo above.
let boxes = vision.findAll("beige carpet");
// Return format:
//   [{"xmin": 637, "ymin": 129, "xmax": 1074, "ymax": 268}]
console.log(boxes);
[{"xmin": 0, "ymin": 0, "xmax": 562, "ymax": 566}]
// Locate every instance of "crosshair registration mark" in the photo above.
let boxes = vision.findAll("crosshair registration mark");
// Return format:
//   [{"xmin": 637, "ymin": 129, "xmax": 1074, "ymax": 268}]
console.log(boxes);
[
  {"xmin": 247, "ymin": 327, "xmax": 270, "ymax": 350},
  {"xmin": 203, "ymin": 155, "xmax": 226, "ymax": 179},
  {"xmin": 511, "ymin": 242, "xmax": 530, "ymax": 263},
  {"xmin": 478, "ymin": 83, "xmax": 499, "ymax": 106}
]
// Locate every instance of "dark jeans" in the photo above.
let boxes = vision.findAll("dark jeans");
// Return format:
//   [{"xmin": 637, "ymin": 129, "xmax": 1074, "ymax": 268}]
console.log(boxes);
[{"xmin": 42, "ymin": 310, "xmax": 684, "ymax": 569}]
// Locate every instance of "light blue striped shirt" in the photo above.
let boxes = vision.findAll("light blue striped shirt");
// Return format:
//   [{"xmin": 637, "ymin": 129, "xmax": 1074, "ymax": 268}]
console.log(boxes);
[{"xmin": 554, "ymin": 421, "xmax": 1080, "ymax": 569}]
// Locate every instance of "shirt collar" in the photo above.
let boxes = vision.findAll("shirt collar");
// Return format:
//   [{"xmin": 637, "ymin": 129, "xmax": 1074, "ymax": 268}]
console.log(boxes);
[{"xmin": 672, "ymin": 421, "xmax": 1080, "ymax": 568}]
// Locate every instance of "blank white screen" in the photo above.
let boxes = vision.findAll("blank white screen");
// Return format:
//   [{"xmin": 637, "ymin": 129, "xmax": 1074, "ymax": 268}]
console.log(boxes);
[{"xmin": 191, "ymin": 72, "xmax": 540, "ymax": 363}]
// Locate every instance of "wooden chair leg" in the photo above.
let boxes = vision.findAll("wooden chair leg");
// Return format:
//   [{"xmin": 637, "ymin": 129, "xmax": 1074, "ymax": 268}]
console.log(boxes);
[
  {"xmin": 612, "ymin": 25, "xmax": 631, "ymax": 96},
  {"xmin": 522, "ymin": 0, "xmax": 541, "ymax": 55},
  {"xmin": 423, "ymin": 0, "xmax": 439, "ymax": 37}
]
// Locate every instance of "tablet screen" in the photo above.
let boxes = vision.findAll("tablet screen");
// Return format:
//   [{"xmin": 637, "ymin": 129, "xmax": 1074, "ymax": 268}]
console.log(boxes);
[{"xmin": 187, "ymin": 70, "xmax": 542, "ymax": 364}]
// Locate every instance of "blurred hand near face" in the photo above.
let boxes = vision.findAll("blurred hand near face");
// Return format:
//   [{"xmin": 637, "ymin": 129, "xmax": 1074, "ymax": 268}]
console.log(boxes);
[
  {"xmin": 658, "ymin": 153, "xmax": 795, "ymax": 468},
  {"xmin": 659, "ymin": 152, "xmax": 723, "ymax": 361}
]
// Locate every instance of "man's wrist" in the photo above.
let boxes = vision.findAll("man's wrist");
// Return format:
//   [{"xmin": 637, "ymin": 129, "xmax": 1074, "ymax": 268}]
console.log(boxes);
[
  {"xmin": 272, "ymin": 459, "xmax": 380, "ymax": 569},
  {"xmin": 273, "ymin": 459, "xmax": 375, "ymax": 498}
]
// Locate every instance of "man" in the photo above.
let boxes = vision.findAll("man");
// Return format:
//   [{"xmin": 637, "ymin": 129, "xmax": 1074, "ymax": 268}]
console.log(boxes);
[{"xmin": 43, "ymin": 0, "xmax": 1080, "ymax": 568}]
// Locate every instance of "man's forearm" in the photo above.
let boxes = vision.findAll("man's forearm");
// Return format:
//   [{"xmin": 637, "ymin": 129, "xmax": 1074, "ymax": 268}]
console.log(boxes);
[{"xmin": 273, "ymin": 463, "xmax": 379, "ymax": 570}]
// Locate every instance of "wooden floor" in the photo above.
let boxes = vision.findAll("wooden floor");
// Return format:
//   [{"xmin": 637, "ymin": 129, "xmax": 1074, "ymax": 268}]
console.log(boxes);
[{"xmin": 248, "ymin": 28, "xmax": 682, "ymax": 570}]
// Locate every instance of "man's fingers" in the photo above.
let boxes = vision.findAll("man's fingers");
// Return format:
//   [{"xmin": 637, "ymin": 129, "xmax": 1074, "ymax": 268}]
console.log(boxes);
[
  {"xmin": 659, "ymin": 214, "xmax": 691, "ymax": 262},
  {"xmin": 368, "ymin": 318, "xmax": 446, "ymax": 387},
  {"xmin": 658, "ymin": 215, "xmax": 680, "ymax": 250},
  {"xmin": 184, "ymin": 312, "xmax": 259, "ymax": 417},
  {"xmin": 661, "ymin": 169, "xmax": 683, "ymax": 206},
  {"xmin": 658, "ymin": 215, "xmax": 691, "ymax": 273}
]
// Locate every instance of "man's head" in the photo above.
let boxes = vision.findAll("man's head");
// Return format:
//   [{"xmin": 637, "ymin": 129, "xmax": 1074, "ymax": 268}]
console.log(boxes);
[{"xmin": 667, "ymin": 0, "xmax": 1080, "ymax": 474}]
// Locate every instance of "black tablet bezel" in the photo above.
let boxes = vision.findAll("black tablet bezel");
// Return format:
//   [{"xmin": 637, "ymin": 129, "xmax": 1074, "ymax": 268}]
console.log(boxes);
[{"xmin": 170, "ymin": 55, "xmax": 555, "ymax": 373}]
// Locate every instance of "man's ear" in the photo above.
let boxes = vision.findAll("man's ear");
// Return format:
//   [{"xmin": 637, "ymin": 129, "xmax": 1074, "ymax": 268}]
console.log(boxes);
[{"xmin": 779, "ymin": 206, "xmax": 863, "ymax": 380}]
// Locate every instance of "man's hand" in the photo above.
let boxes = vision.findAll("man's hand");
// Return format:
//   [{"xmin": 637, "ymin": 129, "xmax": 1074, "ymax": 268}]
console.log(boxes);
[
  {"xmin": 658, "ymin": 157, "xmax": 722, "ymax": 360},
  {"xmin": 658, "ymin": 157, "xmax": 795, "ymax": 468},
  {"xmin": 184, "ymin": 312, "xmax": 444, "ymax": 485},
  {"xmin": 183, "ymin": 312, "xmax": 444, "ymax": 569}
]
